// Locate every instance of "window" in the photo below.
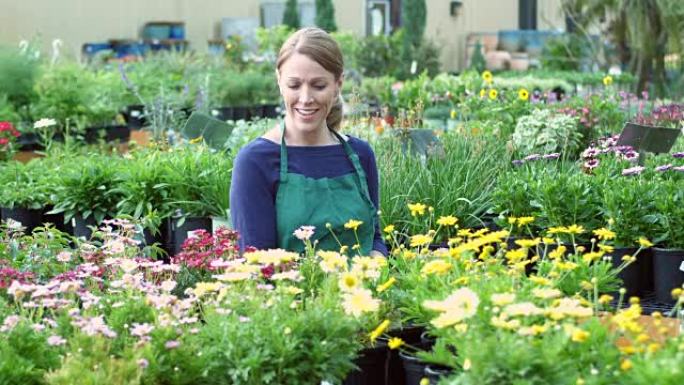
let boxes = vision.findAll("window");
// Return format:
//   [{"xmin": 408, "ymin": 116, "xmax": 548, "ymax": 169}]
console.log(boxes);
[
  {"xmin": 366, "ymin": 0, "xmax": 391, "ymax": 36},
  {"xmin": 519, "ymin": 0, "xmax": 537, "ymax": 30},
  {"xmin": 260, "ymin": 1, "xmax": 316, "ymax": 28}
]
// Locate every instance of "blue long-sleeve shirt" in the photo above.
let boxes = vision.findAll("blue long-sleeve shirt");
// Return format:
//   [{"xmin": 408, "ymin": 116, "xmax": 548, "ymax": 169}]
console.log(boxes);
[{"xmin": 230, "ymin": 136, "xmax": 388, "ymax": 255}]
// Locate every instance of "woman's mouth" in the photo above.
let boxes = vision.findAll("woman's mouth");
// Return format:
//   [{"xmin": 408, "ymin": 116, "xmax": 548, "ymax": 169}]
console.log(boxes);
[{"xmin": 294, "ymin": 108, "xmax": 319, "ymax": 118}]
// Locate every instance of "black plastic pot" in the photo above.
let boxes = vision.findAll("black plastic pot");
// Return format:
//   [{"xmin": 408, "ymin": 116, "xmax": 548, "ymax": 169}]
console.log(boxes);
[
  {"xmin": 84, "ymin": 125, "xmax": 131, "ymax": 143},
  {"xmin": 419, "ymin": 331, "xmax": 436, "ymax": 351},
  {"xmin": 343, "ymin": 343, "xmax": 389, "ymax": 385},
  {"xmin": 261, "ymin": 104, "xmax": 281, "ymax": 118},
  {"xmin": 652, "ymin": 247, "xmax": 684, "ymax": 304},
  {"xmin": 424, "ymin": 365, "xmax": 452, "ymax": 384},
  {"xmin": 124, "ymin": 105, "xmax": 146, "ymax": 128},
  {"xmin": 478, "ymin": 213, "xmax": 500, "ymax": 231},
  {"xmin": 607, "ymin": 247, "xmax": 653, "ymax": 298},
  {"xmin": 42, "ymin": 207, "xmax": 73, "ymax": 234},
  {"xmin": 167, "ymin": 216, "xmax": 212, "ymax": 257},
  {"xmin": 0, "ymin": 207, "xmax": 44, "ymax": 233},
  {"xmin": 399, "ymin": 351, "xmax": 429, "ymax": 385},
  {"xmin": 232, "ymin": 106, "xmax": 250, "ymax": 121},
  {"xmin": 387, "ymin": 325, "xmax": 427, "ymax": 385},
  {"xmin": 16, "ymin": 133, "xmax": 44, "ymax": 151},
  {"xmin": 73, "ymin": 214, "xmax": 98, "ymax": 239},
  {"xmin": 210, "ymin": 107, "xmax": 234, "ymax": 121}
]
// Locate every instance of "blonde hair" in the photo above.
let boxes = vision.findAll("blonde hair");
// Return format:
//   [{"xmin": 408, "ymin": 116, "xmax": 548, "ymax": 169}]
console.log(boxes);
[{"xmin": 276, "ymin": 27, "xmax": 344, "ymax": 131}]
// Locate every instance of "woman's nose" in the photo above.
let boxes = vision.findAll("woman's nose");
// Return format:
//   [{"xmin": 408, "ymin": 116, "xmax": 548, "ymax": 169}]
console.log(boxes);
[{"xmin": 298, "ymin": 87, "xmax": 314, "ymax": 103}]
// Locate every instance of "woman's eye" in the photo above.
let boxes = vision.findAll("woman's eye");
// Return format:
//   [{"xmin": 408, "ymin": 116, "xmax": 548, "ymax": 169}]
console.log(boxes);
[
  {"xmin": 314, "ymin": 85, "xmax": 326, "ymax": 90},
  {"xmin": 287, "ymin": 84, "xmax": 300, "ymax": 90}
]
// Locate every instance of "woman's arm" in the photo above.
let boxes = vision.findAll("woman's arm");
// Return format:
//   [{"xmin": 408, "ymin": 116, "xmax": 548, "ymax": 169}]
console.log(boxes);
[
  {"xmin": 230, "ymin": 146, "xmax": 278, "ymax": 251},
  {"xmin": 361, "ymin": 142, "xmax": 389, "ymax": 257}
]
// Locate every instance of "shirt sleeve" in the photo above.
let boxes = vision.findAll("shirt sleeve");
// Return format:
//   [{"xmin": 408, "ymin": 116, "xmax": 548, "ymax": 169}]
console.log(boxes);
[
  {"xmin": 358, "ymin": 141, "xmax": 389, "ymax": 256},
  {"xmin": 230, "ymin": 146, "xmax": 278, "ymax": 251}
]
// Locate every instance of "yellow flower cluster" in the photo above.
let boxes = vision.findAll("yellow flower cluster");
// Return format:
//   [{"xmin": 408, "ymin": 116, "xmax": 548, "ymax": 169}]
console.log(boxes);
[
  {"xmin": 342, "ymin": 288, "xmax": 380, "ymax": 317},
  {"xmin": 423, "ymin": 288, "xmax": 479, "ymax": 328},
  {"xmin": 407, "ymin": 202, "xmax": 428, "ymax": 217},
  {"xmin": 421, "ymin": 259, "xmax": 453, "ymax": 276},
  {"xmin": 344, "ymin": 219, "xmax": 364, "ymax": 231},
  {"xmin": 246, "ymin": 249, "xmax": 299, "ymax": 266},
  {"xmin": 318, "ymin": 251, "xmax": 348, "ymax": 273},
  {"xmin": 547, "ymin": 225, "xmax": 585, "ymax": 235}
]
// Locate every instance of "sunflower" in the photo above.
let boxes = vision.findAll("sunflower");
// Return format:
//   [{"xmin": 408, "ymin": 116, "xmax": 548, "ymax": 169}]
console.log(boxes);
[
  {"xmin": 482, "ymin": 70, "xmax": 493, "ymax": 84},
  {"xmin": 488, "ymin": 89, "xmax": 498, "ymax": 100}
]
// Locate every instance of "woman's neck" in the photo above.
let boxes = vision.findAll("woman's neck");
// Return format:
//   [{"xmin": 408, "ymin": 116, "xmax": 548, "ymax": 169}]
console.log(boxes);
[{"xmin": 282, "ymin": 117, "xmax": 338, "ymax": 146}]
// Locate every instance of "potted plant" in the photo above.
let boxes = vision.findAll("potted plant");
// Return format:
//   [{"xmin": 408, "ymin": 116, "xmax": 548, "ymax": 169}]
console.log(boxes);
[
  {"xmin": 599, "ymin": 176, "xmax": 658, "ymax": 298},
  {"xmin": 113, "ymin": 151, "xmax": 175, "ymax": 248},
  {"xmin": 531, "ymin": 168, "xmax": 602, "ymax": 245},
  {"xmin": 511, "ymin": 109, "xmax": 583, "ymax": 159},
  {"xmin": 48, "ymin": 155, "xmax": 124, "ymax": 238},
  {"xmin": 422, "ymin": 105, "xmax": 451, "ymax": 131},
  {"xmin": 162, "ymin": 146, "xmax": 232, "ymax": 256},
  {"xmin": 0, "ymin": 160, "xmax": 58, "ymax": 232},
  {"xmin": 81, "ymin": 70, "xmax": 130, "ymax": 143},
  {"xmin": 0, "ymin": 45, "xmax": 39, "ymax": 128},
  {"xmin": 652, "ymin": 179, "xmax": 684, "ymax": 304}
]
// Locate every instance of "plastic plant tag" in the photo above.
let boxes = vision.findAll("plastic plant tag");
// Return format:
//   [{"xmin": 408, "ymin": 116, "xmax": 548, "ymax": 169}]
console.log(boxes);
[
  {"xmin": 679, "ymin": 260, "xmax": 684, "ymax": 272},
  {"xmin": 616, "ymin": 123, "xmax": 681, "ymax": 154},
  {"xmin": 181, "ymin": 111, "xmax": 234, "ymax": 150}
]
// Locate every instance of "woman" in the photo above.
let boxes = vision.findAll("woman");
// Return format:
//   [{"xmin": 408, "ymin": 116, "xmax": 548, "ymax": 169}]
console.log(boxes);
[{"xmin": 230, "ymin": 27, "xmax": 387, "ymax": 257}]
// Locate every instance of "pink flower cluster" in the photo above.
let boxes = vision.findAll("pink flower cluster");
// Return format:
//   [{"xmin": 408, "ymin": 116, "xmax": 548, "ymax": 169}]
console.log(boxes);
[
  {"xmin": 0, "ymin": 121, "xmax": 21, "ymax": 161},
  {"xmin": 0, "ymin": 266, "xmax": 34, "ymax": 289},
  {"xmin": 0, "ymin": 121, "xmax": 20, "ymax": 146},
  {"xmin": 633, "ymin": 103, "xmax": 684, "ymax": 128},
  {"xmin": 558, "ymin": 106, "xmax": 600, "ymax": 130},
  {"xmin": 172, "ymin": 227, "xmax": 241, "ymax": 270}
]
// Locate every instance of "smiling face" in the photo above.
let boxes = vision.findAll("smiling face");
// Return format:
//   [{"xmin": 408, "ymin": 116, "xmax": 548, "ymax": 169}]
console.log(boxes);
[{"xmin": 277, "ymin": 52, "xmax": 342, "ymax": 135}]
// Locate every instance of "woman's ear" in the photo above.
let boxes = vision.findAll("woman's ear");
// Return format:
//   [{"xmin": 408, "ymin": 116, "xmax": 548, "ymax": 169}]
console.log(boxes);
[{"xmin": 336, "ymin": 74, "xmax": 344, "ymax": 97}]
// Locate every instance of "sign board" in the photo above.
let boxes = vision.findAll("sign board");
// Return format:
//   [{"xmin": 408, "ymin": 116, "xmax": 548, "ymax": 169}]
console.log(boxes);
[{"xmin": 616, "ymin": 122, "xmax": 681, "ymax": 154}]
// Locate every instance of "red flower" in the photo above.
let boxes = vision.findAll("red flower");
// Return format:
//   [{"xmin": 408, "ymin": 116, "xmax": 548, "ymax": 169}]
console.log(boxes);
[{"xmin": 0, "ymin": 138, "xmax": 8, "ymax": 145}]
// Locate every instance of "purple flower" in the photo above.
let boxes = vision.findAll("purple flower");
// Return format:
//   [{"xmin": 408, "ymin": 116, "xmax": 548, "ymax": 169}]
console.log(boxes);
[
  {"xmin": 614, "ymin": 145, "xmax": 634, "ymax": 153},
  {"xmin": 622, "ymin": 151, "xmax": 639, "ymax": 162},
  {"xmin": 165, "ymin": 340, "xmax": 180, "ymax": 349},
  {"xmin": 622, "ymin": 166, "xmax": 645, "ymax": 176},
  {"xmin": 543, "ymin": 153, "xmax": 561, "ymax": 159},
  {"xmin": 512, "ymin": 160, "xmax": 524, "ymax": 166},
  {"xmin": 674, "ymin": 166, "xmax": 684, "ymax": 172},
  {"xmin": 47, "ymin": 335, "xmax": 67, "ymax": 346},
  {"xmin": 137, "ymin": 358, "xmax": 149, "ymax": 369},
  {"xmin": 673, "ymin": 152, "xmax": 684, "ymax": 159},
  {"xmin": 655, "ymin": 164, "xmax": 672, "ymax": 172},
  {"xmin": 524, "ymin": 154, "xmax": 542, "ymax": 161},
  {"xmin": 584, "ymin": 159, "xmax": 600, "ymax": 170},
  {"xmin": 582, "ymin": 148, "xmax": 599, "ymax": 159}
]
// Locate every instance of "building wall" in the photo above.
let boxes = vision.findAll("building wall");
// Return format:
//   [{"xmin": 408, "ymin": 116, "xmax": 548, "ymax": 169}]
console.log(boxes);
[{"xmin": 0, "ymin": 0, "xmax": 564, "ymax": 71}]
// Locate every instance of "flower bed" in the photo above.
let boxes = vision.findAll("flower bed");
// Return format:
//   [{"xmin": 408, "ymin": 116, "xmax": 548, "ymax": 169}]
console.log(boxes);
[{"xmin": 1, "ymin": 208, "xmax": 683, "ymax": 384}]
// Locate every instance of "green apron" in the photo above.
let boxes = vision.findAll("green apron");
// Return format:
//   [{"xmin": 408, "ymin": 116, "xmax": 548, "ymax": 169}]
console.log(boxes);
[{"xmin": 275, "ymin": 124, "xmax": 376, "ymax": 255}]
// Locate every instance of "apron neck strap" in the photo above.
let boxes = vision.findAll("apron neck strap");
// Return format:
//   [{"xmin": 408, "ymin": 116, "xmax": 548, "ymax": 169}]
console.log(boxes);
[
  {"xmin": 279, "ymin": 121, "xmax": 289, "ymax": 182},
  {"xmin": 279, "ymin": 120, "xmax": 368, "ymax": 183}
]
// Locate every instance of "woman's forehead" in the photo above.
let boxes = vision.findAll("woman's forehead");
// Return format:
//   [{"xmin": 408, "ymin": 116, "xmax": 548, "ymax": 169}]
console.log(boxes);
[{"xmin": 279, "ymin": 53, "xmax": 335, "ymax": 80}]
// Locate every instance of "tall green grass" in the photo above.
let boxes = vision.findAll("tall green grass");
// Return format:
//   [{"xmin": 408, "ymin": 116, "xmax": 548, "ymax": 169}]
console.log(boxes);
[{"xmin": 375, "ymin": 132, "xmax": 510, "ymax": 233}]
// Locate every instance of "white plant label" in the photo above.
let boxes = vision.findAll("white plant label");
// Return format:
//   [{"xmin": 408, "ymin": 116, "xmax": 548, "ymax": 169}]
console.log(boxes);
[{"xmin": 679, "ymin": 261, "xmax": 684, "ymax": 272}]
